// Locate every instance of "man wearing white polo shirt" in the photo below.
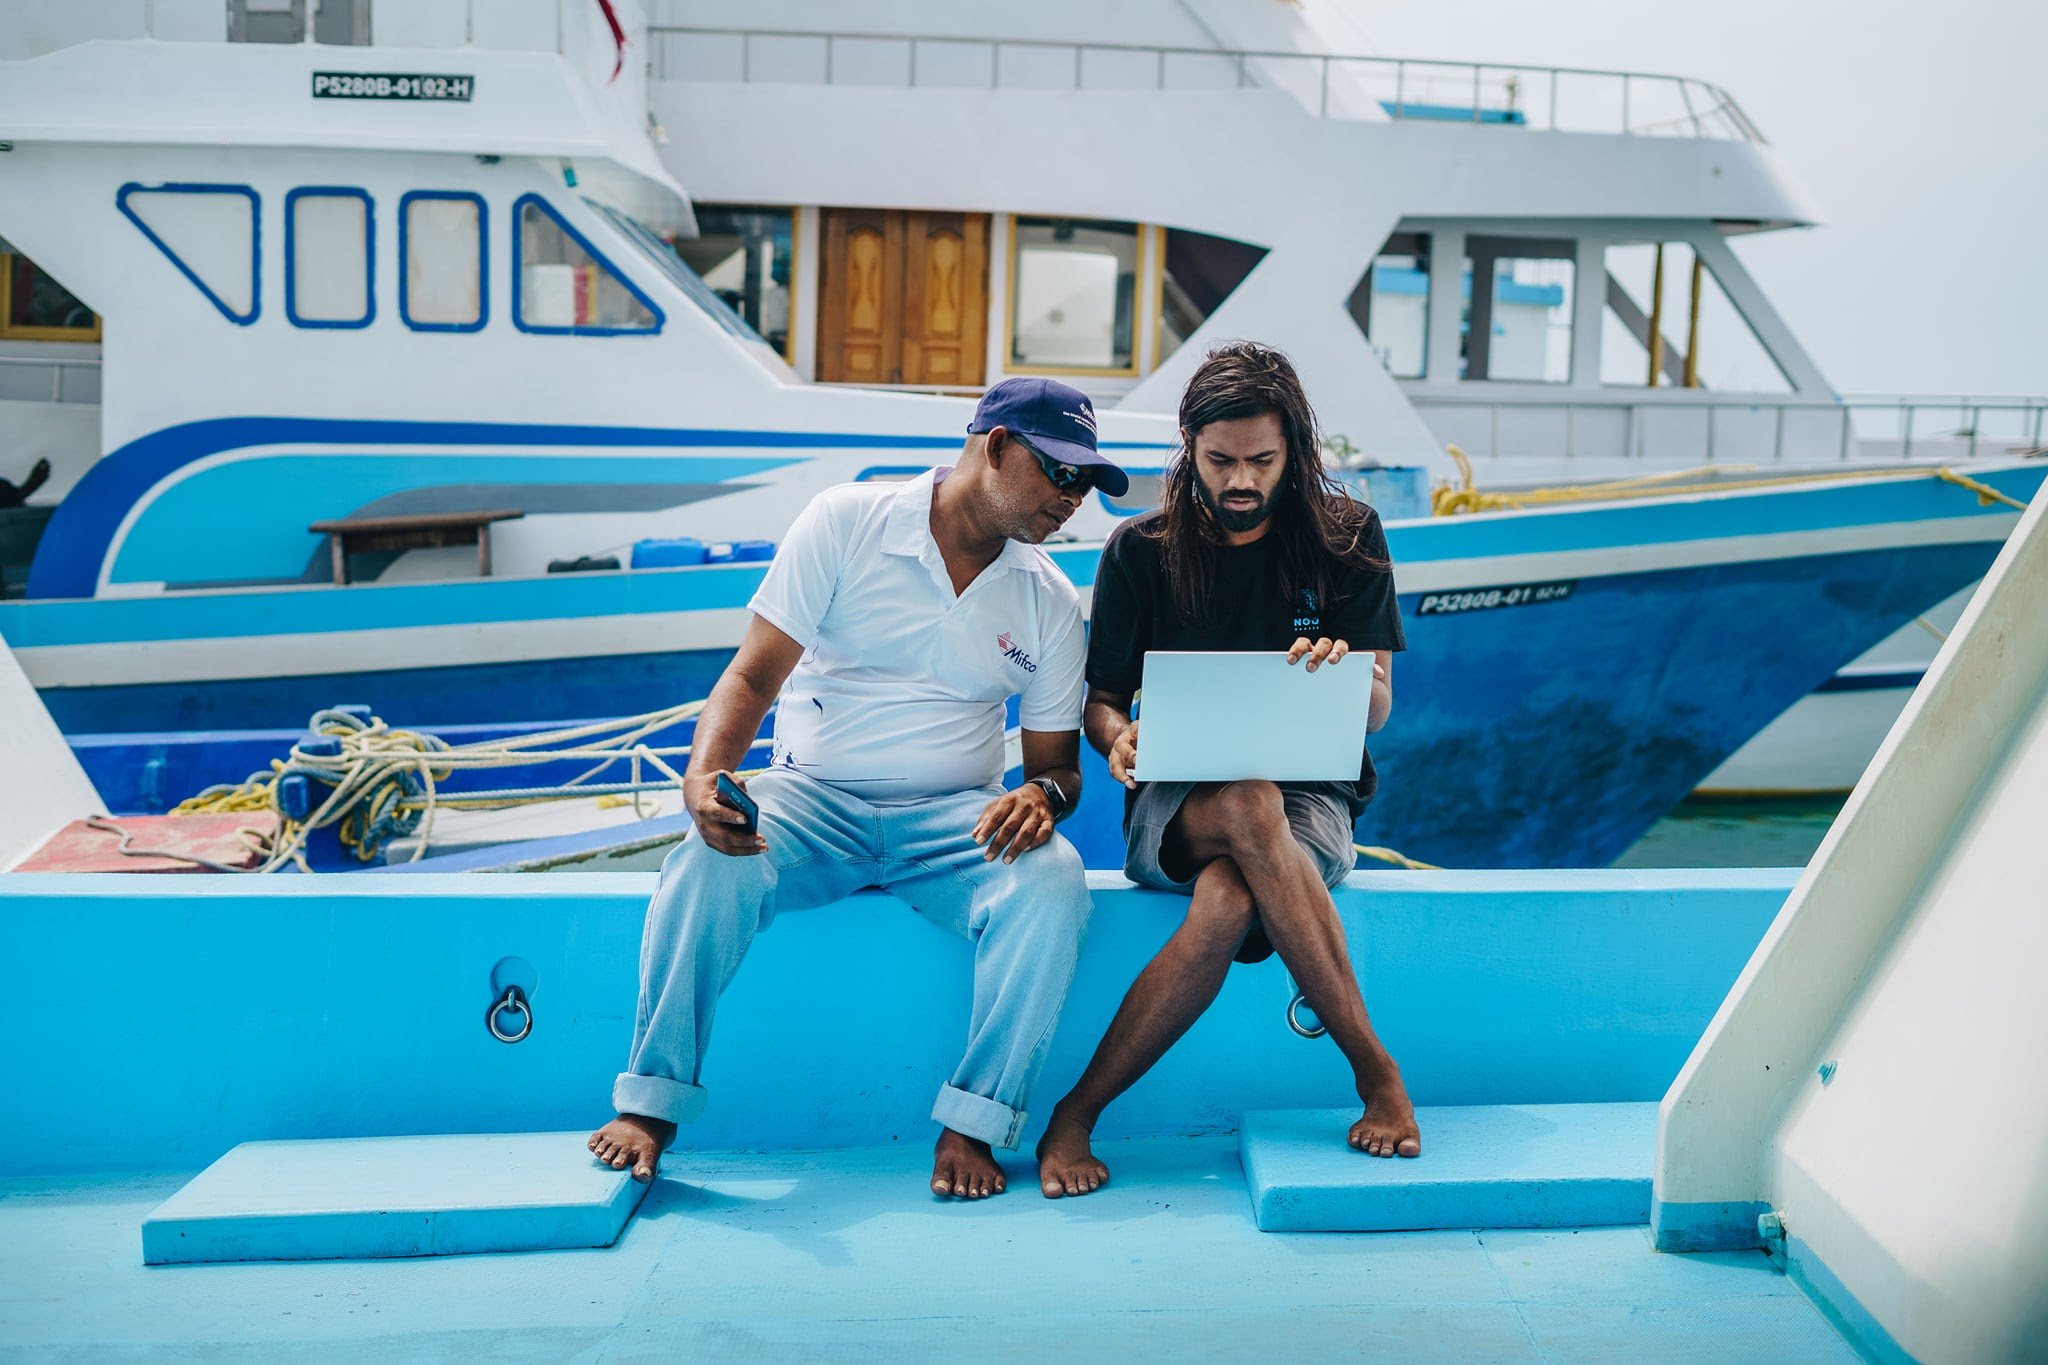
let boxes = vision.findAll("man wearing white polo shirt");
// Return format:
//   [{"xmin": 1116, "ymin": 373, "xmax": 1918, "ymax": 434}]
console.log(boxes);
[{"xmin": 590, "ymin": 378, "xmax": 1130, "ymax": 1200}]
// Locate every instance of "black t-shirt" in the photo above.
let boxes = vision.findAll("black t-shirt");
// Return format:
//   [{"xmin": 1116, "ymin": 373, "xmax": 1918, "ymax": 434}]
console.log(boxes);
[{"xmin": 1087, "ymin": 508, "xmax": 1407, "ymax": 813}]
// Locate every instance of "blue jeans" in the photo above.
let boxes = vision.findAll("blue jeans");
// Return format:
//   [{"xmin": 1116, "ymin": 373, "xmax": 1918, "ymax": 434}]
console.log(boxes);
[{"xmin": 613, "ymin": 768, "xmax": 1092, "ymax": 1150}]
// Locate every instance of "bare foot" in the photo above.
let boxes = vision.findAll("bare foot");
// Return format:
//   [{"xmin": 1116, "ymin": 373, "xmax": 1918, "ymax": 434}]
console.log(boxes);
[
  {"xmin": 1035, "ymin": 1110, "xmax": 1110, "ymax": 1198},
  {"xmin": 588, "ymin": 1113, "xmax": 676, "ymax": 1182},
  {"xmin": 1348, "ymin": 1078, "xmax": 1422, "ymax": 1158},
  {"xmin": 931, "ymin": 1128, "xmax": 1006, "ymax": 1200}
]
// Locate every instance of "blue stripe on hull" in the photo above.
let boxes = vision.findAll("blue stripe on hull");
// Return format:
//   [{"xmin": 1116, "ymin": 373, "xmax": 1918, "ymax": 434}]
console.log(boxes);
[{"xmin": 44, "ymin": 538, "xmax": 2000, "ymax": 870}]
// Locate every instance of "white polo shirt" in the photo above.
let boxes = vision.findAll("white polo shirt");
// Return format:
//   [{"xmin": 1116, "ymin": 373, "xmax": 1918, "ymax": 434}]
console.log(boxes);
[{"xmin": 747, "ymin": 468, "xmax": 1085, "ymax": 802}]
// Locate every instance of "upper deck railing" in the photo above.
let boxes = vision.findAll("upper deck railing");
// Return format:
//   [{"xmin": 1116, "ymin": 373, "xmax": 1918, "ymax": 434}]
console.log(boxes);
[{"xmin": 647, "ymin": 25, "xmax": 1765, "ymax": 143}]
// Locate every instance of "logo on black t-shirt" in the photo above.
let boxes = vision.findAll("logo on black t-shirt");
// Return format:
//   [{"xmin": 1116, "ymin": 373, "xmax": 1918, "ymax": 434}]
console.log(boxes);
[
  {"xmin": 996, "ymin": 631, "xmax": 1039, "ymax": 674},
  {"xmin": 1292, "ymin": 588, "xmax": 1323, "ymax": 636}
]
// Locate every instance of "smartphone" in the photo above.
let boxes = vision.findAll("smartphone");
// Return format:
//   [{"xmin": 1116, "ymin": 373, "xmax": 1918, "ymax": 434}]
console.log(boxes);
[{"xmin": 714, "ymin": 771, "xmax": 758, "ymax": 834}]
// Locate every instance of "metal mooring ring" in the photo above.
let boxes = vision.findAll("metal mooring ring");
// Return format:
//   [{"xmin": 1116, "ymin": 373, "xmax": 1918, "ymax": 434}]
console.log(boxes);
[
  {"xmin": 1286, "ymin": 992, "xmax": 1327, "ymax": 1040},
  {"xmin": 487, "ymin": 986, "xmax": 532, "ymax": 1044}
]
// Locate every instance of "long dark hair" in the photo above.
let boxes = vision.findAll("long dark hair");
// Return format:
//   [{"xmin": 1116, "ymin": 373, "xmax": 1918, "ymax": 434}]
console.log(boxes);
[{"xmin": 1145, "ymin": 340, "xmax": 1390, "ymax": 625}]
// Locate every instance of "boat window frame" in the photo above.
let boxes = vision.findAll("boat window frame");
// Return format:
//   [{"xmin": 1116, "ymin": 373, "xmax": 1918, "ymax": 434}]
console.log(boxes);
[
  {"xmin": 1005, "ymin": 213, "xmax": 1144, "ymax": 379},
  {"xmin": 510, "ymin": 193, "xmax": 665, "ymax": 338},
  {"xmin": 582, "ymin": 199, "xmax": 783, "ymax": 354},
  {"xmin": 284, "ymin": 186, "xmax": 376, "ymax": 331},
  {"xmin": 398, "ymin": 189, "xmax": 489, "ymax": 334},
  {"xmin": 0, "ymin": 251, "xmax": 102, "ymax": 342},
  {"xmin": 114, "ymin": 181, "xmax": 262, "ymax": 327}
]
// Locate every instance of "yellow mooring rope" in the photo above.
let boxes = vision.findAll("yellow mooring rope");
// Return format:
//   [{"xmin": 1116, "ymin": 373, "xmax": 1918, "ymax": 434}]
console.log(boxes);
[
  {"xmin": 172, "ymin": 702, "xmax": 723, "ymax": 871},
  {"xmin": 1429, "ymin": 444, "xmax": 2031, "ymax": 517},
  {"xmin": 1354, "ymin": 843, "xmax": 1441, "ymax": 871}
]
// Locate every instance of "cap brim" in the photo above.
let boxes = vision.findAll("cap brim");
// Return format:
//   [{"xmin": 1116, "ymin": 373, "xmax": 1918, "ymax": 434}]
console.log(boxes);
[{"xmin": 1027, "ymin": 433, "xmax": 1131, "ymax": 498}]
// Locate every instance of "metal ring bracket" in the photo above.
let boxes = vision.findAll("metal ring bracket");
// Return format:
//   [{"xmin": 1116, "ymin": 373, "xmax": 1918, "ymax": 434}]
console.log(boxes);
[
  {"xmin": 487, "ymin": 985, "xmax": 532, "ymax": 1044},
  {"xmin": 1286, "ymin": 992, "xmax": 1327, "ymax": 1039}
]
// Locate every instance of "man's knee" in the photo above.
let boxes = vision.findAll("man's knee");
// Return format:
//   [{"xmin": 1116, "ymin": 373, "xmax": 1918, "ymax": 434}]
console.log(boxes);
[
  {"xmin": 1211, "ymin": 780, "xmax": 1289, "ymax": 847},
  {"xmin": 988, "ymin": 835, "xmax": 1091, "ymax": 932},
  {"xmin": 653, "ymin": 834, "xmax": 776, "ymax": 926},
  {"xmin": 1185, "ymin": 860, "xmax": 1256, "ymax": 944}
]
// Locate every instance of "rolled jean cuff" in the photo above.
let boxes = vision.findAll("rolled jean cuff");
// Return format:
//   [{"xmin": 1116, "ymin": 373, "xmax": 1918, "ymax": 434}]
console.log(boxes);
[
  {"xmin": 611, "ymin": 1072, "xmax": 708, "ymax": 1136},
  {"xmin": 932, "ymin": 1084, "xmax": 1025, "ymax": 1151}
]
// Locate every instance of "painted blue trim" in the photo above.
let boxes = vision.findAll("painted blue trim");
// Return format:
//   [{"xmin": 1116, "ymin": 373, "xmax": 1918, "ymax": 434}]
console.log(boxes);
[
  {"xmin": 1497, "ymin": 279, "xmax": 1566, "ymax": 307},
  {"xmin": 20, "ymin": 416, "xmax": 1173, "ymax": 599},
  {"xmin": 1389, "ymin": 463, "xmax": 2044, "ymax": 564},
  {"xmin": 283, "ymin": 187, "xmax": 375, "ymax": 330},
  {"xmin": 114, "ymin": 181, "xmax": 261, "ymax": 325},
  {"xmin": 1816, "ymin": 668, "xmax": 1923, "ymax": 694},
  {"xmin": 852, "ymin": 465, "xmax": 936, "ymax": 483},
  {"xmin": 397, "ymin": 190, "xmax": 487, "ymax": 333},
  {"xmin": 510, "ymin": 193, "xmax": 664, "ymax": 337},
  {"xmin": 1782, "ymin": 1234, "xmax": 1917, "ymax": 1365},
  {"xmin": 1650, "ymin": 1197, "xmax": 1772, "ymax": 1252},
  {"xmin": 1380, "ymin": 101, "xmax": 1527, "ymax": 125},
  {"xmin": 1370, "ymin": 265, "xmax": 1430, "ymax": 296}
]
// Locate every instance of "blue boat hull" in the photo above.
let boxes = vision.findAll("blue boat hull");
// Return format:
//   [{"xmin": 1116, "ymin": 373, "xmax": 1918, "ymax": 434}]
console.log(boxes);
[{"xmin": 52, "ymin": 536, "xmax": 1998, "ymax": 869}]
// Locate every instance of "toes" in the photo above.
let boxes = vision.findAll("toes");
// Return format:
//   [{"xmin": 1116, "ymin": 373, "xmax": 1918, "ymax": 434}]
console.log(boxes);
[
  {"xmin": 1398, "ymin": 1136, "xmax": 1421, "ymax": 1158},
  {"xmin": 1042, "ymin": 1176, "xmax": 1065, "ymax": 1198}
]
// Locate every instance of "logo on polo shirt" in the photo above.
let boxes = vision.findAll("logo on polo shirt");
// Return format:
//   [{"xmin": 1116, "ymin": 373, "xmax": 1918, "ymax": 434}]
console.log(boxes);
[{"xmin": 996, "ymin": 632, "xmax": 1038, "ymax": 674}]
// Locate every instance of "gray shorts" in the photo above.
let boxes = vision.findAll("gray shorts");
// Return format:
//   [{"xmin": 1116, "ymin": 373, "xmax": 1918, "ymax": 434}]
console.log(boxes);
[{"xmin": 1122, "ymin": 781, "xmax": 1359, "ymax": 963}]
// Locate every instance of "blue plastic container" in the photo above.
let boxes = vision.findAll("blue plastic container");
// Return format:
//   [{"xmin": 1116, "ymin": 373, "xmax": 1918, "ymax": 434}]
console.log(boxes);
[
  {"xmin": 630, "ymin": 537, "xmax": 709, "ymax": 569},
  {"xmin": 705, "ymin": 539, "xmax": 776, "ymax": 565}
]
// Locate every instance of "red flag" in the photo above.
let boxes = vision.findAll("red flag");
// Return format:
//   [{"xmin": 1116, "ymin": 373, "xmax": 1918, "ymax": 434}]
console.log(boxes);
[{"xmin": 595, "ymin": 0, "xmax": 627, "ymax": 82}]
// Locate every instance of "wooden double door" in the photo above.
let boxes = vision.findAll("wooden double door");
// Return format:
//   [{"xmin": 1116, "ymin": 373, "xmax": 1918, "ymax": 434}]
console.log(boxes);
[{"xmin": 818, "ymin": 209, "xmax": 989, "ymax": 387}]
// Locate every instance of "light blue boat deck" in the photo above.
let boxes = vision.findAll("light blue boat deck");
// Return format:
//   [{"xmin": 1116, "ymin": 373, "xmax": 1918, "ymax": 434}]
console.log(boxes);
[
  {"xmin": 3, "ymin": 1136, "xmax": 1856, "ymax": 1362},
  {"xmin": 0, "ymin": 868, "xmax": 1861, "ymax": 1357}
]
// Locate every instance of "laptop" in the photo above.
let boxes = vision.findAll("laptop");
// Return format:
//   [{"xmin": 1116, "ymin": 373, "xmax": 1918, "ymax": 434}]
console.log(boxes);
[{"xmin": 1130, "ymin": 651, "xmax": 1372, "ymax": 783}]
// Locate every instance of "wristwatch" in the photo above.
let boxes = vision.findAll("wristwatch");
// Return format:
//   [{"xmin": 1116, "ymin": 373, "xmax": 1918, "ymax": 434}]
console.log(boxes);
[{"xmin": 1030, "ymin": 776, "xmax": 1070, "ymax": 821}]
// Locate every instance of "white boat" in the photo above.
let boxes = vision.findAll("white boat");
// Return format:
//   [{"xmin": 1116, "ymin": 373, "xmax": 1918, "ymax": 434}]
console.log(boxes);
[{"xmin": 0, "ymin": 0, "xmax": 2036, "ymax": 820}]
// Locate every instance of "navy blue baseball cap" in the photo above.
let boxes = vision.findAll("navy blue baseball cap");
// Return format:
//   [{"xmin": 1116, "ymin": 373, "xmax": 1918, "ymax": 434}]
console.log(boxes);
[{"xmin": 967, "ymin": 377, "xmax": 1130, "ymax": 497}]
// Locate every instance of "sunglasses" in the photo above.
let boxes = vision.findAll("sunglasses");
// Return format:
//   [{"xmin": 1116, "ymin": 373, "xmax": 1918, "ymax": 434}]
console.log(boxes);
[{"xmin": 1010, "ymin": 432, "xmax": 1094, "ymax": 494}]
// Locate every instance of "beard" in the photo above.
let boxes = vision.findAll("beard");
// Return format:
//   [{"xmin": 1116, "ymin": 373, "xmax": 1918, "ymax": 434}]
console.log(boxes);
[{"xmin": 1196, "ymin": 477, "xmax": 1276, "ymax": 533}]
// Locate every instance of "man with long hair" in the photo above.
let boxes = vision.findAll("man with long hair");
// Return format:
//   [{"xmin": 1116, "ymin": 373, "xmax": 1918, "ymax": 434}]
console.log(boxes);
[{"xmin": 1036, "ymin": 342, "xmax": 1418, "ymax": 1198}]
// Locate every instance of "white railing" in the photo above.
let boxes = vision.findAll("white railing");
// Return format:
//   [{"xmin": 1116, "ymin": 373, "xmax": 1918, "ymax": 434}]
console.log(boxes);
[
  {"xmin": 648, "ymin": 26, "xmax": 1763, "ymax": 143},
  {"xmin": 1408, "ymin": 392, "xmax": 2048, "ymax": 464},
  {"xmin": 0, "ymin": 355, "xmax": 102, "ymax": 405}
]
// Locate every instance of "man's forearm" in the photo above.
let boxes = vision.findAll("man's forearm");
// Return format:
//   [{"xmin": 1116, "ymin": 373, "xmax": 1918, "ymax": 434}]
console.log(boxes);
[
  {"xmin": 685, "ymin": 668, "xmax": 780, "ymax": 778},
  {"xmin": 1083, "ymin": 696, "xmax": 1132, "ymax": 758},
  {"xmin": 1368, "ymin": 678, "xmax": 1392, "ymax": 734}
]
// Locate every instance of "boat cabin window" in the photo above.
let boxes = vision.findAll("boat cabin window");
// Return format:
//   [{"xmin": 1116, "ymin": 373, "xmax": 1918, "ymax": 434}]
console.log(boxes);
[
  {"xmin": 1347, "ymin": 233, "xmax": 1431, "ymax": 379},
  {"xmin": 399, "ymin": 191, "xmax": 486, "ymax": 332},
  {"xmin": 582, "ymin": 201, "xmax": 786, "ymax": 367},
  {"xmin": 116, "ymin": 183, "xmax": 260, "ymax": 325},
  {"xmin": 514, "ymin": 196, "xmax": 661, "ymax": 335},
  {"xmin": 228, "ymin": 0, "xmax": 371, "ymax": 46},
  {"xmin": 1159, "ymin": 227, "xmax": 1268, "ymax": 367},
  {"xmin": 1462, "ymin": 235, "xmax": 1575, "ymax": 383},
  {"xmin": 1009, "ymin": 217, "xmax": 1138, "ymax": 374},
  {"xmin": 674, "ymin": 206, "xmax": 794, "ymax": 361},
  {"xmin": 0, "ymin": 242, "xmax": 99, "ymax": 342},
  {"xmin": 1602, "ymin": 241, "xmax": 1791, "ymax": 392},
  {"xmin": 285, "ymin": 188, "xmax": 373, "ymax": 329}
]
